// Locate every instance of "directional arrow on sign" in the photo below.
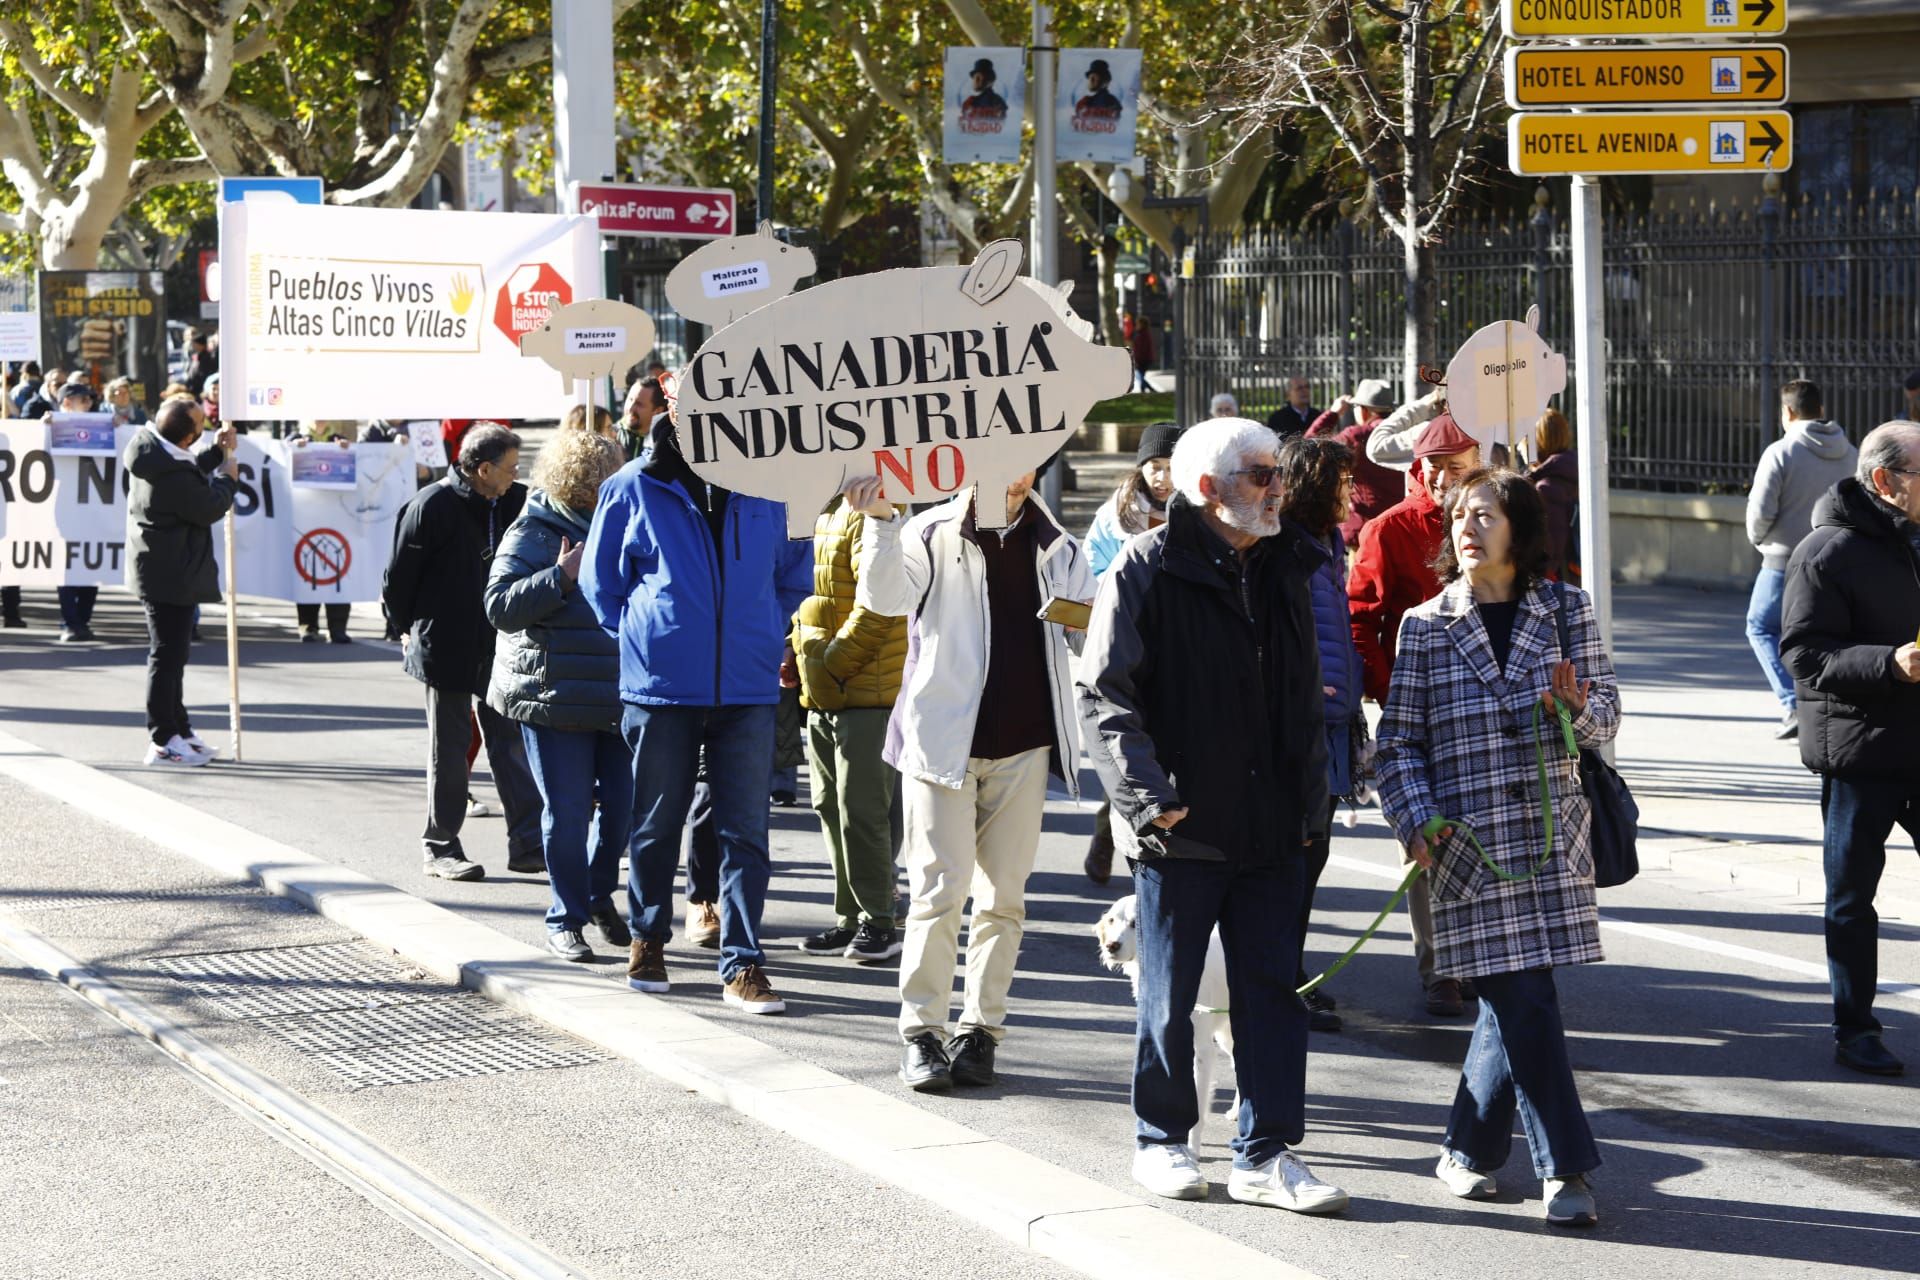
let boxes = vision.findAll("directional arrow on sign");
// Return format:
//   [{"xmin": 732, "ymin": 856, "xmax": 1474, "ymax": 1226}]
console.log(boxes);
[
  {"xmin": 1748, "ymin": 53, "xmax": 1779, "ymax": 96},
  {"xmin": 1754, "ymin": 117, "xmax": 1785, "ymax": 167},
  {"xmin": 1744, "ymin": 0, "xmax": 1776, "ymax": 27}
]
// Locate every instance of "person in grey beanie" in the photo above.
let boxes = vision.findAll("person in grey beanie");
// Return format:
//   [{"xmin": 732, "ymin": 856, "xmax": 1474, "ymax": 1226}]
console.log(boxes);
[{"xmin": 1747, "ymin": 380, "xmax": 1857, "ymax": 741}]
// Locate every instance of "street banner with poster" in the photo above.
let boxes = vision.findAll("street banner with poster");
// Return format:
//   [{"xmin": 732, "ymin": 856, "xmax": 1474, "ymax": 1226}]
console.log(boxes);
[
  {"xmin": 1055, "ymin": 48, "xmax": 1141, "ymax": 164},
  {"xmin": 943, "ymin": 46, "xmax": 1026, "ymax": 165},
  {"xmin": 0, "ymin": 420, "xmax": 408, "ymax": 601},
  {"xmin": 218, "ymin": 202, "xmax": 600, "ymax": 421},
  {"xmin": 37, "ymin": 271, "xmax": 166, "ymax": 406}
]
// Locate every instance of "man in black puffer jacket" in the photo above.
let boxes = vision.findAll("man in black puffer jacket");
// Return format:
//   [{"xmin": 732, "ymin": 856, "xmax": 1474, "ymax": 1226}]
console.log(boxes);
[
  {"xmin": 1782, "ymin": 421, "xmax": 1920, "ymax": 1078},
  {"xmin": 1076, "ymin": 416, "xmax": 1342, "ymax": 1214},
  {"xmin": 125, "ymin": 396, "xmax": 237, "ymax": 766},
  {"xmin": 383, "ymin": 423, "xmax": 539, "ymax": 882}
]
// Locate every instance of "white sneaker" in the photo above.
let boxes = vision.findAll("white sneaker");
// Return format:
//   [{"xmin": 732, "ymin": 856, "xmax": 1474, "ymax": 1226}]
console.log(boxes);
[
  {"xmin": 1544, "ymin": 1174, "xmax": 1598, "ymax": 1227},
  {"xmin": 1133, "ymin": 1143, "xmax": 1208, "ymax": 1200},
  {"xmin": 144, "ymin": 740, "xmax": 206, "ymax": 768},
  {"xmin": 466, "ymin": 797, "xmax": 492, "ymax": 818},
  {"xmin": 1436, "ymin": 1151, "xmax": 1498, "ymax": 1199},
  {"xmin": 183, "ymin": 733, "xmax": 216, "ymax": 761},
  {"xmin": 1227, "ymin": 1149, "xmax": 1350, "ymax": 1214}
]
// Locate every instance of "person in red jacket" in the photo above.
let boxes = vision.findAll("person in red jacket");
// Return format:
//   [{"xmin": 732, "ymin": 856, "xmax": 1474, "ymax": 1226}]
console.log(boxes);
[{"xmin": 1346, "ymin": 412, "xmax": 1481, "ymax": 1018}]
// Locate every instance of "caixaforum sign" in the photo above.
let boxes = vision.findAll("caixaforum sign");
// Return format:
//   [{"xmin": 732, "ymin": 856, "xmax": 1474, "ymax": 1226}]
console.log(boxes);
[{"xmin": 673, "ymin": 240, "xmax": 1132, "ymax": 537}]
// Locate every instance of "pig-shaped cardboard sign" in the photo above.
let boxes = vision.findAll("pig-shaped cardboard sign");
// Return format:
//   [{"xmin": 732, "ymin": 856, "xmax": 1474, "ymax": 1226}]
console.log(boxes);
[
  {"xmin": 519, "ymin": 298, "xmax": 657, "ymax": 391},
  {"xmin": 674, "ymin": 238, "xmax": 1133, "ymax": 538},
  {"xmin": 1443, "ymin": 306, "xmax": 1568, "ymax": 454},
  {"xmin": 664, "ymin": 221, "xmax": 818, "ymax": 330}
]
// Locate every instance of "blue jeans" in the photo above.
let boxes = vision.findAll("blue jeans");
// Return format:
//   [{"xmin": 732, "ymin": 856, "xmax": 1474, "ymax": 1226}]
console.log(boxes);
[
  {"xmin": 1821, "ymin": 774, "xmax": 1920, "ymax": 1043},
  {"xmin": 621, "ymin": 703, "xmax": 775, "ymax": 981},
  {"xmin": 520, "ymin": 722, "xmax": 632, "ymax": 935},
  {"xmin": 1443, "ymin": 968, "xmax": 1600, "ymax": 1180},
  {"xmin": 1745, "ymin": 567, "xmax": 1796, "ymax": 710},
  {"xmin": 1133, "ymin": 856, "xmax": 1307, "ymax": 1169}
]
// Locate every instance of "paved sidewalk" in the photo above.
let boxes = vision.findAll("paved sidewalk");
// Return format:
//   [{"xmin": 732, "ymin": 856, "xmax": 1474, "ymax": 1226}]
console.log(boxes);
[{"xmin": 1609, "ymin": 584, "xmax": 1920, "ymax": 916}]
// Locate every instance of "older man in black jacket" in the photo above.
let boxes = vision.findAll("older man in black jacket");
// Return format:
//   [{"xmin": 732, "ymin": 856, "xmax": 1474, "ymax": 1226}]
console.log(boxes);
[
  {"xmin": 125, "ymin": 396, "xmax": 236, "ymax": 766},
  {"xmin": 383, "ymin": 422, "xmax": 540, "ymax": 881},
  {"xmin": 1077, "ymin": 416, "xmax": 1345, "ymax": 1215},
  {"xmin": 1782, "ymin": 420, "xmax": 1920, "ymax": 1078}
]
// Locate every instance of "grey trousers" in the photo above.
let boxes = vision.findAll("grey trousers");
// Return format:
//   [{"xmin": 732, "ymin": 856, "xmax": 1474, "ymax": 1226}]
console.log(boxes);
[{"xmin": 423, "ymin": 685, "xmax": 542, "ymax": 863}]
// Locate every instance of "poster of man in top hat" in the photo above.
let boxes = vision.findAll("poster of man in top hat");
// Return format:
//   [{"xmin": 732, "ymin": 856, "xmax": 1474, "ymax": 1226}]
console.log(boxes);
[
  {"xmin": 943, "ymin": 46, "xmax": 1025, "ymax": 165},
  {"xmin": 1055, "ymin": 48, "xmax": 1141, "ymax": 165}
]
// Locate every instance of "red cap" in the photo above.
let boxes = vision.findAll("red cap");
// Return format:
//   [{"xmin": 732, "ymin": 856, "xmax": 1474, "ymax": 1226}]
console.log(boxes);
[{"xmin": 1412, "ymin": 412, "xmax": 1478, "ymax": 460}]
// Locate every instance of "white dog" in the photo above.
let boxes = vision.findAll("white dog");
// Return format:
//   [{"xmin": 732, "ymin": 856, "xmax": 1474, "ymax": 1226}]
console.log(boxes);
[{"xmin": 1093, "ymin": 894, "xmax": 1237, "ymax": 1144}]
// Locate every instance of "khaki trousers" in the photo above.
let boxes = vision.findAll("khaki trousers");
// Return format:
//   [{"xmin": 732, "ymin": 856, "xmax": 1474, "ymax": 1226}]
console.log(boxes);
[{"xmin": 897, "ymin": 747, "xmax": 1050, "ymax": 1045}]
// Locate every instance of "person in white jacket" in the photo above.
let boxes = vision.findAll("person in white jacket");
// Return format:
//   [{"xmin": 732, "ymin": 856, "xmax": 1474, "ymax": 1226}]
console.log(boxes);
[
  {"xmin": 849, "ymin": 470, "xmax": 1093, "ymax": 1094},
  {"xmin": 1746, "ymin": 379, "xmax": 1858, "ymax": 740}
]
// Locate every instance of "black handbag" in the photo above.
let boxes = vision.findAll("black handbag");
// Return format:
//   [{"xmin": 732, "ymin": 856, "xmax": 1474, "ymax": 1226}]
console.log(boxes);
[{"xmin": 1550, "ymin": 583, "xmax": 1641, "ymax": 888}]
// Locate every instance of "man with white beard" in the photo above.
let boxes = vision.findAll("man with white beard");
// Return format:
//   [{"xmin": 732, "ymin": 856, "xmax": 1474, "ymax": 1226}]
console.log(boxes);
[{"xmin": 1075, "ymin": 417, "xmax": 1346, "ymax": 1214}]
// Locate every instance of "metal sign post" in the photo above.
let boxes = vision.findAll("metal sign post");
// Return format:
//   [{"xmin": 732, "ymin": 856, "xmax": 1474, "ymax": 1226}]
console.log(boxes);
[
  {"xmin": 1031, "ymin": 4, "xmax": 1063, "ymax": 511},
  {"xmin": 553, "ymin": 0, "xmax": 616, "ymax": 420}
]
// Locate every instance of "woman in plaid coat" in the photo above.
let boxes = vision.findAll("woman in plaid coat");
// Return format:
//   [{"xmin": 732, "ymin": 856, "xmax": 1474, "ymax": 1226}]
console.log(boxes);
[{"xmin": 1375, "ymin": 468, "xmax": 1619, "ymax": 1230}]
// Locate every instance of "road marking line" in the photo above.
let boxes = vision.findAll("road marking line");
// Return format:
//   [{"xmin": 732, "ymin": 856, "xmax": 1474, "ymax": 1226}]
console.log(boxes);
[{"xmin": 1326, "ymin": 854, "xmax": 1920, "ymax": 1008}]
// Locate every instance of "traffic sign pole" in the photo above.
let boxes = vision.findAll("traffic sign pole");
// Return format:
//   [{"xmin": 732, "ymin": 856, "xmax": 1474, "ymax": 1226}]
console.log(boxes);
[{"xmin": 1571, "ymin": 175, "xmax": 1613, "ymax": 666}]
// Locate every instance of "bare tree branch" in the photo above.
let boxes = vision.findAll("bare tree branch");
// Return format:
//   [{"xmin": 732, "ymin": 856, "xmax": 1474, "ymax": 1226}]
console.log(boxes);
[{"xmin": 125, "ymin": 155, "xmax": 219, "ymax": 205}]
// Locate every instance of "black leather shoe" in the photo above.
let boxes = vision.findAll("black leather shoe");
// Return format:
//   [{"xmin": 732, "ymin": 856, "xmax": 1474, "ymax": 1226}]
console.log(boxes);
[
  {"xmin": 900, "ymin": 1032, "xmax": 952, "ymax": 1092},
  {"xmin": 506, "ymin": 850, "xmax": 547, "ymax": 876},
  {"xmin": 1303, "ymin": 990, "xmax": 1342, "ymax": 1033},
  {"xmin": 588, "ymin": 902, "xmax": 632, "ymax": 948},
  {"xmin": 948, "ymin": 1029, "xmax": 996, "ymax": 1087},
  {"xmin": 1836, "ymin": 1034, "xmax": 1904, "ymax": 1077}
]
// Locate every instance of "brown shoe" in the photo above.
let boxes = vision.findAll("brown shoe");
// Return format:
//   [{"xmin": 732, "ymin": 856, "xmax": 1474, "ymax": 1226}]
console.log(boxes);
[
  {"xmin": 1425, "ymin": 977, "xmax": 1465, "ymax": 1018},
  {"xmin": 627, "ymin": 939, "xmax": 669, "ymax": 993},
  {"xmin": 721, "ymin": 963, "xmax": 787, "ymax": 1015},
  {"xmin": 686, "ymin": 899, "xmax": 721, "ymax": 949},
  {"xmin": 1084, "ymin": 826, "xmax": 1115, "ymax": 885}
]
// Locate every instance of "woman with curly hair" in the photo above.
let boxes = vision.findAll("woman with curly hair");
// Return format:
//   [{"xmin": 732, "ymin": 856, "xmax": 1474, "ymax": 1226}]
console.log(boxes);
[
  {"xmin": 1374, "ymin": 467, "xmax": 1619, "ymax": 1228},
  {"xmin": 1276, "ymin": 434, "xmax": 1363, "ymax": 1033},
  {"xmin": 484, "ymin": 427, "xmax": 634, "ymax": 961}
]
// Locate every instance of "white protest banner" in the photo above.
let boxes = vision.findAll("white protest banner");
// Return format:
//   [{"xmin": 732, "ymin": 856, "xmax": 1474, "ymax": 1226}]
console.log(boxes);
[
  {"xmin": 0, "ymin": 311, "xmax": 40, "ymax": 362},
  {"xmin": 1055, "ymin": 49, "xmax": 1141, "ymax": 165},
  {"xmin": 944, "ymin": 47, "xmax": 1025, "ymax": 165},
  {"xmin": 1443, "ymin": 307, "xmax": 1568, "ymax": 456},
  {"xmin": 663, "ymin": 222, "xmax": 817, "ymax": 330},
  {"xmin": 675, "ymin": 239, "xmax": 1133, "ymax": 538},
  {"xmin": 219, "ymin": 202, "xmax": 600, "ymax": 421},
  {"xmin": 0, "ymin": 420, "xmax": 408, "ymax": 601},
  {"xmin": 0, "ymin": 421, "xmax": 137, "ymax": 586}
]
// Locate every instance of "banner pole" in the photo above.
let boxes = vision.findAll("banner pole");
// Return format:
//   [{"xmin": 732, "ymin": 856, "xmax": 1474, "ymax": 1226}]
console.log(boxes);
[{"xmin": 224, "ymin": 510, "xmax": 243, "ymax": 763}]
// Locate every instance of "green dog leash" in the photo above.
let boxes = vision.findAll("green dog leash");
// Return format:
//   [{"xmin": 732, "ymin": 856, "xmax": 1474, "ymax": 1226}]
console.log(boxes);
[{"xmin": 1296, "ymin": 697, "xmax": 1578, "ymax": 998}]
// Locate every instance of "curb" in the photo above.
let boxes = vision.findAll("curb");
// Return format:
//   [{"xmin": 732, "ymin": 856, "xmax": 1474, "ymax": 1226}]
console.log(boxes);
[
  {"xmin": 0, "ymin": 730, "xmax": 1316, "ymax": 1280},
  {"xmin": 1640, "ymin": 830, "xmax": 1920, "ymax": 924}
]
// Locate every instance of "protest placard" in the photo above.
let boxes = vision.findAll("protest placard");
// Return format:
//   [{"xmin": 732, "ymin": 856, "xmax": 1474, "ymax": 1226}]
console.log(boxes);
[
  {"xmin": 37, "ymin": 271, "xmax": 166, "ymax": 407},
  {"xmin": 46, "ymin": 412, "xmax": 119, "ymax": 455},
  {"xmin": 0, "ymin": 311, "xmax": 40, "ymax": 363},
  {"xmin": 218, "ymin": 202, "xmax": 600, "ymax": 421},
  {"xmin": 663, "ymin": 222, "xmax": 816, "ymax": 330},
  {"xmin": 674, "ymin": 239, "xmax": 1132, "ymax": 537},
  {"xmin": 1443, "ymin": 307, "xmax": 1569, "ymax": 455}
]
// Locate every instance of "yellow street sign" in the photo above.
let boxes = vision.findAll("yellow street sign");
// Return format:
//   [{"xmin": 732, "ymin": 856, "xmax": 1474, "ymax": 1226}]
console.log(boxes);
[
  {"xmin": 1506, "ymin": 44, "xmax": 1788, "ymax": 108},
  {"xmin": 1505, "ymin": 0, "xmax": 1787, "ymax": 39},
  {"xmin": 1508, "ymin": 111, "xmax": 1792, "ymax": 176}
]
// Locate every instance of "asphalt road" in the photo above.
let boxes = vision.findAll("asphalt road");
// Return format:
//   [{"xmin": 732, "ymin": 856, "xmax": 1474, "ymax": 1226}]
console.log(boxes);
[{"xmin": 2, "ymin": 583, "xmax": 1917, "ymax": 1279}]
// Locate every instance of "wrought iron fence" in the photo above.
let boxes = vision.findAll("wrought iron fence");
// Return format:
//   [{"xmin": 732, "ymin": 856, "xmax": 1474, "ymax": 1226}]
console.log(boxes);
[{"xmin": 1183, "ymin": 189, "xmax": 1920, "ymax": 492}]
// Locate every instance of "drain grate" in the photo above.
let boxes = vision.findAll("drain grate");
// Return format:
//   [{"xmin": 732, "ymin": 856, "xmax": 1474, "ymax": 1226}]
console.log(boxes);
[
  {"xmin": 149, "ymin": 941, "xmax": 608, "ymax": 1089},
  {"xmin": 0, "ymin": 886, "xmax": 305, "ymax": 915},
  {"xmin": 149, "ymin": 941, "xmax": 461, "ymax": 1020}
]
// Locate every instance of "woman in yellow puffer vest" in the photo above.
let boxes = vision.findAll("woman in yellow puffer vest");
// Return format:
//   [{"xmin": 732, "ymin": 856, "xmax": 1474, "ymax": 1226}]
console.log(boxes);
[{"xmin": 792, "ymin": 495, "xmax": 911, "ymax": 962}]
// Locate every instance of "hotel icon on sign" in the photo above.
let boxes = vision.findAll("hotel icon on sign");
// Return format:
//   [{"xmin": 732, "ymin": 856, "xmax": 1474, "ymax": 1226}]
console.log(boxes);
[
  {"xmin": 1710, "ymin": 120, "xmax": 1747, "ymax": 163},
  {"xmin": 1712, "ymin": 58, "xmax": 1742, "ymax": 93},
  {"xmin": 1707, "ymin": 0, "xmax": 1736, "ymax": 26}
]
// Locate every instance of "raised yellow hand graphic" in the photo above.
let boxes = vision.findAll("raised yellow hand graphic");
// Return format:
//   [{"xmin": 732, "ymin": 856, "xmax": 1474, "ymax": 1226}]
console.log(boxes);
[{"xmin": 449, "ymin": 272, "xmax": 475, "ymax": 316}]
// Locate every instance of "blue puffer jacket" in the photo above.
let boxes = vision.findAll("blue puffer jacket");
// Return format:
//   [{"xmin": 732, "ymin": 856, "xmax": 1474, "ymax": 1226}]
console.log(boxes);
[
  {"xmin": 484, "ymin": 490, "xmax": 622, "ymax": 732},
  {"xmin": 581, "ymin": 443, "xmax": 813, "ymax": 708},
  {"xmin": 1294, "ymin": 521, "xmax": 1362, "ymax": 797}
]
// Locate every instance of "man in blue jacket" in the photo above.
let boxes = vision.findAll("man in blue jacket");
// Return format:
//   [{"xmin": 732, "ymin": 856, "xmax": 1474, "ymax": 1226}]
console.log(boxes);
[{"xmin": 582, "ymin": 419, "xmax": 812, "ymax": 1014}]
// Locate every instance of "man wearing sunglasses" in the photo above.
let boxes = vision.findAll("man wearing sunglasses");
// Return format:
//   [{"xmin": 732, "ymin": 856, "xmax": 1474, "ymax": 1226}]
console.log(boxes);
[{"xmin": 1077, "ymin": 417, "xmax": 1345, "ymax": 1213}]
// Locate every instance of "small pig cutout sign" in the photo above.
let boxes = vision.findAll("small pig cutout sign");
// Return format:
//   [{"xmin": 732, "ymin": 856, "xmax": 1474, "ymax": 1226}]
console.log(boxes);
[
  {"xmin": 519, "ymin": 298, "xmax": 657, "ymax": 391},
  {"xmin": 1443, "ymin": 306, "xmax": 1569, "ymax": 456},
  {"xmin": 674, "ymin": 238, "xmax": 1133, "ymax": 538},
  {"xmin": 664, "ymin": 221, "xmax": 817, "ymax": 330}
]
